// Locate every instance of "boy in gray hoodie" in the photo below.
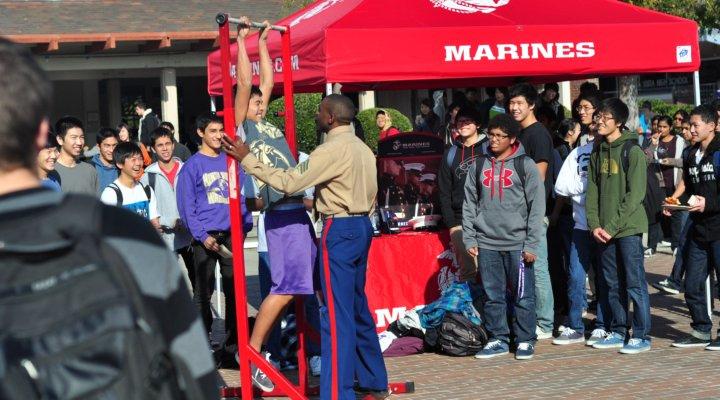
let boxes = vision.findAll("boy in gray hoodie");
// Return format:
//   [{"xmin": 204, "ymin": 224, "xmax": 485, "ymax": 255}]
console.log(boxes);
[{"xmin": 463, "ymin": 114, "xmax": 545, "ymax": 360}]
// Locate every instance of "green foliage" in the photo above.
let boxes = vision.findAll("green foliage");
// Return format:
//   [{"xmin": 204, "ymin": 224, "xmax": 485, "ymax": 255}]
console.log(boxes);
[
  {"xmin": 281, "ymin": 0, "xmax": 315, "ymax": 16},
  {"xmin": 356, "ymin": 108, "xmax": 413, "ymax": 152},
  {"xmin": 266, "ymin": 93, "xmax": 322, "ymax": 154},
  {"xmin": 624, "ymin": 0, "xmax": 720, "ymax": 31},
  {"xmin": 640, "ymin": 99, "xmax": 694, "ymax": 117}
]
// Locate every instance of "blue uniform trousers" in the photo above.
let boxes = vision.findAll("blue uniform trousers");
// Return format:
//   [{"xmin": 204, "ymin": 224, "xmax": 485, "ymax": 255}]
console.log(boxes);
[{"xmin": 319, "ymin": 216, "xmax": 388, "ymax": 400}]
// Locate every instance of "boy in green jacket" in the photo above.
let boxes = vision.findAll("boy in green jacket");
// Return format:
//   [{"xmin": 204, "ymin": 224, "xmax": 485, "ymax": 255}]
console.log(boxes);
[{"xmin": 586, "ymin": 98, "xmax": 651, "ymax": 354}]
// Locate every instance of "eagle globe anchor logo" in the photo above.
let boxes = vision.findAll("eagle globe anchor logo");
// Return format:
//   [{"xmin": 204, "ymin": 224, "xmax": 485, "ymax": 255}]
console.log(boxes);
[{"xmin": 431, "ymin": 0, "xmax": 510, "ymax": 14}]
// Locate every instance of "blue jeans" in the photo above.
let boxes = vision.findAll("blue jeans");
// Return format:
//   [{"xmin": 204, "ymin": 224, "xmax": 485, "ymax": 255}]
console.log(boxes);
[
  {"xmin": 683, "ymin": 237, "xmax": 720, "ymax": 334},
  {"xmin": 598, "ymin": 234, "xmax": 651, "ymax": 340},
  {"xmin": 478, "ymin": 249, "xmax": 537, "ymax": 344},
  {"xmin": 568, "ymin": 229, "xmax": 610, "ymax": 332},
  {"xmin": 668, "ymin": 218, "xmax": 692, "ymax": 287},
  {"xmin": 534, "ymin": 222, "xmax": 554, "ymax": 332}
]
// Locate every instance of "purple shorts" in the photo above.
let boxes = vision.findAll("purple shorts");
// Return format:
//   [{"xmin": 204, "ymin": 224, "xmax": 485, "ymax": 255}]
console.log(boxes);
[{"xmin": 265, "ymin": 207, "xmax": 317, "ymax": 295}]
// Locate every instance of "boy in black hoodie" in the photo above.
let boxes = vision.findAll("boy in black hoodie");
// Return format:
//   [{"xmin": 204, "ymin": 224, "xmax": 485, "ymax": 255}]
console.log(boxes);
[
  {"xmin": 670, "ymin": 105, "xmax": 720, "ymax": 350},
  {"xmin": 438, "ymin": 107, "xmax": 487, "ymax": 282},
  {"xmin": 463, "ymin": 114, "xmax": 545, "ymax": 360}
]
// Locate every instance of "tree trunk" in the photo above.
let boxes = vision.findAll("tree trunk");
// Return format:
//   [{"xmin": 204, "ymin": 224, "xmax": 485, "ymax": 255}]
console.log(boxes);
[{"xmin": 618, "ymin": 75, "xmax": 640, "ymax": 132}]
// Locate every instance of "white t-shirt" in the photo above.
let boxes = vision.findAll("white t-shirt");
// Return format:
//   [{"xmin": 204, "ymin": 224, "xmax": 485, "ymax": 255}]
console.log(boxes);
[
  {"xmin": 101, "ymin": 179, "xmax": 160, "ymax": 221},
  {"xmin": 695, "ymin": 149, "xmax": 704, "ymax": 165},
  {"xmin": 554, "ymin": 143, "xmax": 593, "ymax": 231}
]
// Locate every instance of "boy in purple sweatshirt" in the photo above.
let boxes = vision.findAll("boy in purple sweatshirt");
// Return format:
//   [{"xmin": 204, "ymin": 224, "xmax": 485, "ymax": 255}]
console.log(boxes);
[{"xmin": 176, "ymin": 114, "xmax": 253, "ymax": 365}]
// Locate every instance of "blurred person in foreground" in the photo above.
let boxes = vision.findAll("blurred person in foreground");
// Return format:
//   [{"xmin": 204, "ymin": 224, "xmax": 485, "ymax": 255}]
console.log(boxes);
[{"xmin": 0, "ymin": 37, "xmax": 219, "ymax": 399}]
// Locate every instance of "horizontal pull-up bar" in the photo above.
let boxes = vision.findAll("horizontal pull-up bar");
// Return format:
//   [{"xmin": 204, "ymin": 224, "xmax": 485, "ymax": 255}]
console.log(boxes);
[{"xmin": 215, "ymin": 13, "xmax": 287, "ymax": 32}]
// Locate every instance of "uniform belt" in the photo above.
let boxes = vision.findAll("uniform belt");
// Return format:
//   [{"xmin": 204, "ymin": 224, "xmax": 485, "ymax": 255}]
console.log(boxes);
[{"xmin": 321, "ymin": 212, "xmax": 369, "ymax": 220}]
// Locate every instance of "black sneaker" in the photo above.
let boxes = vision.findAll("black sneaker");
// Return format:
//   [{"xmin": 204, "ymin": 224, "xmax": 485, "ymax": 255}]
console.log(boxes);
[
  {"xmin": 354, "ymin": 387, "xmax": 390, "ymax": 399},
  {"xmin": 671, "ymin": 334, "xmax": 710, "ymax": 348},
  {"xmin": 706, "ymin": 338, "xmax": 720, "ymax": 351},
  {"xmin": 652, "ymin": 279, "xmax": 681, "ymax": 295}
]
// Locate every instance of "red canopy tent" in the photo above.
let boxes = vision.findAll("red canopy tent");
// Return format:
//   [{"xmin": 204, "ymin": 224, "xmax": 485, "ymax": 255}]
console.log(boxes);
[{"xmin": 207, "ymin": 0, "xmax": 700, "ymax": 95}]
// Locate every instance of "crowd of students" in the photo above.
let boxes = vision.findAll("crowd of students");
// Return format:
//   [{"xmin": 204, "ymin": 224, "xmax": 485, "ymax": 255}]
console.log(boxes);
[
  {"xmin": 438, "ymin": 81, "xmax": 720, "ymax": 360},
  {"xmin": 37, "ymin": 77, "xmax": 720, "ymax": 365},
  {"xmin": 9, "ymin": 20, "xmax": 720, "ymax": 396}
]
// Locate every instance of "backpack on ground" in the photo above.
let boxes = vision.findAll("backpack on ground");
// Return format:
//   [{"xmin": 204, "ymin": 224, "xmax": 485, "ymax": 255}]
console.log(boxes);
[
  {"xmin": 109, "ymin": 182, "xmax": 152, "ymax": 206},
  {"xmin": 0, "ymin": 194, "xmax": 194, "ymax": 400},
  {"xmin": 433, "ymin": 312, "xmax": 488, "ymax": 357}
]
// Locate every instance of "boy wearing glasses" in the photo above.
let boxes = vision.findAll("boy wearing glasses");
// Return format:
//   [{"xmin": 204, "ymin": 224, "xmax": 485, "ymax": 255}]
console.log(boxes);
[
  {"xmin": 586, "ymin": 98, "xmax": 651, "ymax": 354},
  {"xmin": 463, "ymin": 114, "xmax": 545, "ymax": 360},
  {"xmin": 438, "ymin": 107, "xmax": 487, "ymax": 282}
]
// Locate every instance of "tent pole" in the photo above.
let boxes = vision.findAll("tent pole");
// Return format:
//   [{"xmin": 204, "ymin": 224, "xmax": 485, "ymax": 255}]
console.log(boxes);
[
  {"xmin": 210, "ymin": 96, "xmax": 217, "ymax": 113},
  {"xmin": 326, "ymin": 83, "xmax": 333, "ymax": 96},
  {"xmin": 281, "ymin": 27, "xmax": 298, "ymax": 159},
  {"xmin": 693, "ymin": 70, "xmax": 701, "ymax": 106}
]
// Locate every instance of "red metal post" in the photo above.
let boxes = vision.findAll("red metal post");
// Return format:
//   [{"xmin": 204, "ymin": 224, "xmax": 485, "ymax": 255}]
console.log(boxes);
[
  {"xmin": 217, "ymin": 15, "xmax": 254, "ymax": 400},
  {"xmin": 281, "ymin": 28, "xmax": 298, "ymax": 159},
  {"xmin": 218, "ymin": 14, "xmax": 306, "ymax": 400}
]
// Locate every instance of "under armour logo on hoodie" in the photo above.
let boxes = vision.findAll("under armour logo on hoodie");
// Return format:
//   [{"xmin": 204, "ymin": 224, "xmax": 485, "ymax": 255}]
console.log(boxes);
[{"xmin": 482, "ymin": 168, "xmax": 515, "ymax": 189}]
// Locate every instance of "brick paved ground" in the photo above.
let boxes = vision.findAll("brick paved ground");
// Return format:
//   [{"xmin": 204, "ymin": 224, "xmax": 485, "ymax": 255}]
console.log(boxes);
[{"xmin": 219, "ymin": 248, "xmax": 720, "ymax": 399}]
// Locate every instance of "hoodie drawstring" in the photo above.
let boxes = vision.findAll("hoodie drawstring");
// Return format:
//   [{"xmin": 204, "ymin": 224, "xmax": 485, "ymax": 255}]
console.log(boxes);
[
  {"xmin": 499, "ymin": 160, "xmax": 506, "ymax": 201},
  {"xmin": 461, "ymin": 144, "xmax": 476, "ymax": 164},
  {"xmin": 490, "ymin": 158, "xmax": 496, "ymax": 200}
]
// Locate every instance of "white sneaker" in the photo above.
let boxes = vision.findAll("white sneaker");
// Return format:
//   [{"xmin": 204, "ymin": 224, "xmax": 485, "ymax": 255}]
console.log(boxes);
[
  {"xmin": 586, "ymin": 328, "xmax": 607, "ymax": 346},
  {"xmin": 309, "ymin": 356, "xmax": 321, "ymax": 377},
  {"xmin": 658, "ymin": 241, "xmax": 672, "ymax": 248},
  {"xmin": 536, "ymin": 326, "xmax": 553, "ymax": 340}
]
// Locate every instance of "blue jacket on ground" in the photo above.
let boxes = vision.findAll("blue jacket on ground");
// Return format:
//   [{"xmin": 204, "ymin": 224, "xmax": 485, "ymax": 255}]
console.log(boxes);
[{"xmin": 419, "ymin": 282, "xmax": 481, "ymax": 328}]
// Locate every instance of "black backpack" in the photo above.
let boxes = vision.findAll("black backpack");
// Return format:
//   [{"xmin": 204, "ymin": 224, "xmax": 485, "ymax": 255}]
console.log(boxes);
[
  {"xmin": 0, "ymin": 194, "xmax": 194, "ymax": 400},
  {"xmin": 435, "ymin": 312, "xmax": 488, "ymax": 357}
]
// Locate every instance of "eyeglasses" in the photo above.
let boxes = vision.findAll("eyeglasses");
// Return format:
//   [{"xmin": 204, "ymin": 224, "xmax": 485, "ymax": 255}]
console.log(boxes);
[
  {"xmin": 576, "ymin": 105, "xmax": 594, "ymax": 113},
  {"xmin": 593, "ymin": 114, "xmax": 614, "ymax": 123},
  {"xmin": 488, "ymin": 133, "xmax": 510, "ymax": 140},
  {"xmin": 674, "ymin": 117, "xmax": 684, "ymax": 121}
]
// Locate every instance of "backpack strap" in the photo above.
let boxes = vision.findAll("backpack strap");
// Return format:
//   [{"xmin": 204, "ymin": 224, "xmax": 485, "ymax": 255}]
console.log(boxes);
[
  {"xmin": 147, "ymin": 172, "xmax": 157, "ymax": 192},
  {"xmin": 141, "ymin": 183, "xmax": 152, "ymax": 201},
  {"xmin": 446, "ymin": 146, "xmax": 458, "ymax": 169},
  {"xmin": 475, "ymin": 155, "xmax": 486, "ymax": 201},
  {"xmin": 109, "ymin": 183, "xmax": 123, "ymax": 206},
  {"xmin": 621, "ymin": 140, "xmax": 637, "ymax": 173},
  {"xmin": 515, "ymin": 154, "xmax": 528, "ymax": 209},
  {"xmin": 110, "ymin": 183, "xmax": 151, "ymax": 206},
  {"xmin": 515, "ymin": 154, "xmax": 526, "ymax": 189}
]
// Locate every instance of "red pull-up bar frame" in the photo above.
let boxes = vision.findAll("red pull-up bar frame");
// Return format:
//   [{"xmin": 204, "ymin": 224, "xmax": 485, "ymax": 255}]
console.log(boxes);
[
  {"xmin": 215, "ymin": 13, "xmax": 415, "ymax": 400},
  {"xmin": 215, "ymin": 13, "xmax": 307, "ymax": 399}
]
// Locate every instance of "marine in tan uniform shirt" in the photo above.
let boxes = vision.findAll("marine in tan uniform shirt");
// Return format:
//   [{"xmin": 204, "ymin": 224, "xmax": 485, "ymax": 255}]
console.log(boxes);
[{"xmin": 222, "ymin": 94, "xmax": 390, "ymax": 400}]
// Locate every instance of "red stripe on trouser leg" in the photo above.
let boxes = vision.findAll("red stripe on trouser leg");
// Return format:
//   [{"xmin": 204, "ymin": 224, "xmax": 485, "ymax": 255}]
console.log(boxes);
[{"xmin": 321, "ymin": 219, "xmax": 339, "ymax": 400}]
